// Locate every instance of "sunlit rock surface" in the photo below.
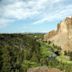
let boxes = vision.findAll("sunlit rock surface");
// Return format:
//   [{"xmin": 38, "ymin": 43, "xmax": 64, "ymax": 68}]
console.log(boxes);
[
  {"xmin": 27, "ymin": 66, "xmax": 63, "ymax": 72},
  {"xmin": 44, "ymin": 16, "xmax": 72, "ymax": 51}
]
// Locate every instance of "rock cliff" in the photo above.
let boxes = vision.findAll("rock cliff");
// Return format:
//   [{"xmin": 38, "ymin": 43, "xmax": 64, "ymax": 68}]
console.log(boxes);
[{"xmin": 44, "ymin": 16, "xmax": 72, "ymax": 51}]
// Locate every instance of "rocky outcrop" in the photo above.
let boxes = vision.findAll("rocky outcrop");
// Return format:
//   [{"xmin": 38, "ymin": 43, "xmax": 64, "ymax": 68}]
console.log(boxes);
[
  {"xmin": 57, "ymin": 17, "xmax": 72, "ymax": 33},
  {"xmin": 27, "ymin": 66, "xmax": 63, "ymax": 72},
  {"xmin": 44, "ymin": 16, "xmax": 72, "ymax": 51},
  {"xmin": 44, "ymin": 30, "xmax": 57, "ymax": 41}
]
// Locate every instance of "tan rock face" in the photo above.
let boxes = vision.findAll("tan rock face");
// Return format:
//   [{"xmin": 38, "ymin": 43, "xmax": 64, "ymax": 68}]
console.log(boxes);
[
  {"xmin": 44, "ymin": 30, "xmax": 57, "ymax": 41},
  {"xmin": 27, "ymin": 66, "xmax": 62, "ymax": 72},
  {"xmin": 57, "ymin": 17, "xmax": 72, "ymax": 33},
  {"xmin": 44, "ymin": 16, "xmax": 72, "ymax": 51}
]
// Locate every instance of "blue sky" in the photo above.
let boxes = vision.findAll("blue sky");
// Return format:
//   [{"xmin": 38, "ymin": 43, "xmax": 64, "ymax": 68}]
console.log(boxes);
[{"xmin": 0, "ymin": 0, "xmax": 72, "ymax": 33}]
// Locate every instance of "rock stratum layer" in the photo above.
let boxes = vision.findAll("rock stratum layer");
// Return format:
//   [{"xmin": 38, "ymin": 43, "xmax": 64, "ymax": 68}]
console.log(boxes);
[{"xmin": 44, "ymin": 17, "xmax": 72, "ymax": 51}]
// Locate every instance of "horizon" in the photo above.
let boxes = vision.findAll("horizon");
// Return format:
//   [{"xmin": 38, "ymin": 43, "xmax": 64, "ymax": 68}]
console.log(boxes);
[{"xmin": 0, "ymin": 0, "xmax": 72, "ymax": 33}]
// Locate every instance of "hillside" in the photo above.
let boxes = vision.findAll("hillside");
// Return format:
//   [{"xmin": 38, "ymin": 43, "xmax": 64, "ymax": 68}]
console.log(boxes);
[
  {"xmin": 44, "ymin": 16, "xmax": 72, "ymax": 51},
  {"xmin": 0, "ymin": 33, "xmax": 72, "ymax": 72},
  {"xmin": 0, "ymin": 34, "xmax": 42, "ymax": 72}
]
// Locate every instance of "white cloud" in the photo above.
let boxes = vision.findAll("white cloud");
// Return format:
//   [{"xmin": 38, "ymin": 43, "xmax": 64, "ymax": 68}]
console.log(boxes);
[
  {"xmin": 0, "ymin": 0, "xmax": 72, "ymax": 28},
  {"xmin": 1, "ymin": 0, "xmax": 62, "ymax": 19},
  {"xmin": 33, "ymin": 4, "xmax": 72, "ymax": 24},
  {"xmin": 2, "ymin": 0, "xmax": 48, "ymax": 19},
  {"xmin": 0, "ymin": 0, "xmax": 49, "ymax": 27}
]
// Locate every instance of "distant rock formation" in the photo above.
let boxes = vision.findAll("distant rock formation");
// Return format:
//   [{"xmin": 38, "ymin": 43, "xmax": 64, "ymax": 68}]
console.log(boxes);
[
  {"xmin": 44, "ymin": 16, "xmax": 72, "ymax": 51},
  {"xmin": 27, "ymin": 66, "xmax": 63, "ymax": 72}
]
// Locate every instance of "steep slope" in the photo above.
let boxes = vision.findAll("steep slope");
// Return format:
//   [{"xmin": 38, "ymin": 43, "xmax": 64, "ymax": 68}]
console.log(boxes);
[{"xmin": 44, "ymin": 16, "xmax": 72, "ymax": 51}]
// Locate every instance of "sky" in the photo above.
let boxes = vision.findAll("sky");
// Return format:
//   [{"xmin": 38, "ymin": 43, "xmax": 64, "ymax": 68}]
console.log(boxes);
[{"xmin": 0, "ymin": 0, "xmax": 72, "ymax": 33}]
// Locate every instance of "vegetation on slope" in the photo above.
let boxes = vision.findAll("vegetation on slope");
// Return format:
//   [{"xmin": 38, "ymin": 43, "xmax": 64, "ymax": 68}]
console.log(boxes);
[{"xmin": 0, "ymin": 33, "xmax": 72, "ymax": 72}]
